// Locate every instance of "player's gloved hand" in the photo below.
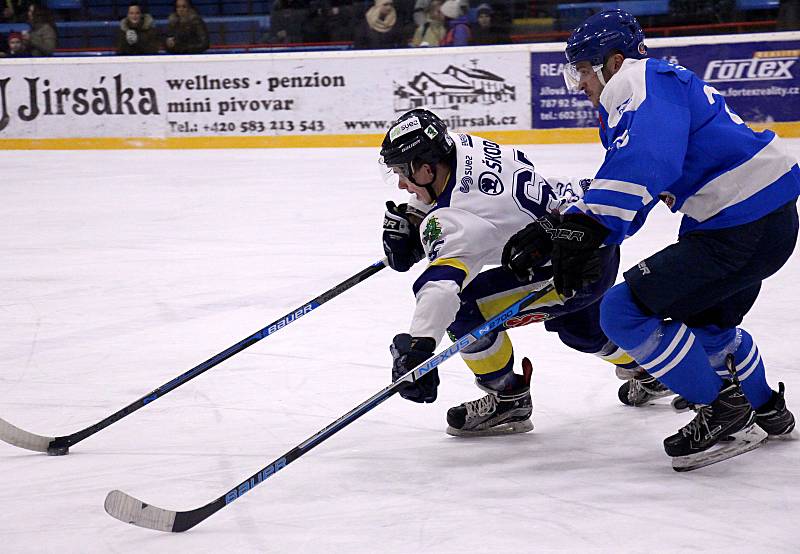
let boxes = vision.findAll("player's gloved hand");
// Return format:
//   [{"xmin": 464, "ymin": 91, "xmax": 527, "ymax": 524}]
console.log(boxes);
[
  {"xmin": 125, "ymin": 29, "xmax": 138, "ymax": 45},
  {"xmin": 550, "ymin": 214, "xmax": 610, "ymax": 297},
  {"xmin": 383, "ymin": 201, "xmax": 424, "ymax": 272},
  {"xmin": 390, "ymin": 333, "xmax": 439, "ymax": 403},
  {"xmin": 501, "ymin": 213, "xmax": 558, "ymax": 282}
]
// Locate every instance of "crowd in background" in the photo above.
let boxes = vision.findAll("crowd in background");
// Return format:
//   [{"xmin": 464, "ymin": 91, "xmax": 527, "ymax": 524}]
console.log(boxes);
[
  {"xmin": 265, "ymin": 0, "xmax": 510, "ymax": 48},
  {"xmin": 0, "ymin": 0, "xmax": 798, "ymax": 56}
]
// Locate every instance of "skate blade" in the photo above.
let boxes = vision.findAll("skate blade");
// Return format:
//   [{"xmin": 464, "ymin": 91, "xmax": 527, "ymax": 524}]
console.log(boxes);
[
  {"xmin": 629, "ymin": 390, "xmax": 676, "ymax": 407},
  {"xmin": 766, "ymin": 427, "xmax": 798, "ymax": 441},
  {"xmin": 672, "ymin": 423, "xmax": 768, "ymax": 472},
  {"xmin": 446, "ymin": 419, "xmax": 533, "ymax": 437}
]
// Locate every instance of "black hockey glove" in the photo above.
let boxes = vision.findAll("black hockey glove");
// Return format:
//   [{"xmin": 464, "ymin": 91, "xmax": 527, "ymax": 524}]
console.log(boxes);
[
  {"xmin": 501, "ymin": 213, "xmax": 558, "ymax": 282},
  {"xmin": 383, "ymin": 201, "xmax": 425, "ymax": 272},
  {"xmin": 550, "ymin": 214, "xmax": 610, "ymax": 297},
  {"xmin": 390, "ymin": 333, "xmax": 439, "ymax": 404}
]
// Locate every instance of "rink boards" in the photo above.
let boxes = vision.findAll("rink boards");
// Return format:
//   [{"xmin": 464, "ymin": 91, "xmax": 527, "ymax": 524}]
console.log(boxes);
[{"xmin": 0, "ymin": 31, "xmax": 798, "ymax": 149}]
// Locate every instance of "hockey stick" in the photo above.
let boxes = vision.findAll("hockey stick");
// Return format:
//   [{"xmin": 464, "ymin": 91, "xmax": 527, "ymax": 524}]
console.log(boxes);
[
  {"xmin": 104, "ymin": 283, "xmax": 556, "ymax": 532},
  {"xmin": 0, "ymin": 258, "xmax": 388, "ymax": 455}
]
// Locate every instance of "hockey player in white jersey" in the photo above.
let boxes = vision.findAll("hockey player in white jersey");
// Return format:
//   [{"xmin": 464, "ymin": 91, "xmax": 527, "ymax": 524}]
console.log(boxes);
[
  {"xmin": 379, "ymin": 109, "xmax": 638, "ymax": 436},
  {"xmin": 505, "ymin": 10, "xmax": 799, "ymax": 470}
]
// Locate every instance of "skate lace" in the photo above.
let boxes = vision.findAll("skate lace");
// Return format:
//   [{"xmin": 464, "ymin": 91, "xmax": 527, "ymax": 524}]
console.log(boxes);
[
  {"xmin": 465, "ymin": 394, "xmax": 498, "ymax": 418},
  {"xmin": 627, "ymin": 379, "xmax": 644, "ymax": 403},
  {"xmin": 680, "ymin": 405, "xmax": 713, "ymax": 441}
]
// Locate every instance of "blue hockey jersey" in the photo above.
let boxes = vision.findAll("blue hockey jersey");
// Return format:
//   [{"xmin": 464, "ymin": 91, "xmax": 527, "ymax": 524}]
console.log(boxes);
[{"xmin": 565, "ymin": 57, "xmax": 800, "ymax": 244}]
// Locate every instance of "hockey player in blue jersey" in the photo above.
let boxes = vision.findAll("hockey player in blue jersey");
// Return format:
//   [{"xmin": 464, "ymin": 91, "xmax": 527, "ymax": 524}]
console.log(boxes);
[{"xmin": 504, "ymin": 9, "xmax": 799, "ymax": 470}]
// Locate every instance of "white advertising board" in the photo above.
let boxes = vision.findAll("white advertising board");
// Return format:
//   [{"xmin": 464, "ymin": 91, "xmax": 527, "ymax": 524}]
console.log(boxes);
[{"xmin": 0, "ymin": 48, "xmax": 531, "ymax": 140}]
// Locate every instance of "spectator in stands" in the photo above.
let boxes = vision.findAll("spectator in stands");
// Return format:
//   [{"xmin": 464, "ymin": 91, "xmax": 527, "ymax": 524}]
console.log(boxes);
[
  {"xmin": 353, "ymin": 0, "xmax": 405, "ymax": 49},
  {"xmin": 411, "ymin": 0, "xmax": 445, "ymax": 47},
  {"xmin": 0, "ymin": 31, "xmax": 29, "ymax": 56},
  {"xmin": 165, "ymin": 0, "xmax": 209, "ymax": 54},
  {"xmin": 2, "ymin": 0, "xmax": 30, "ymax": 23},
  {"xmin": 470, "ymin": 3, "xmax": 510, "ymax": 45},
  {"xmin": 117, "ymin": 3, "xmax": 159, "ymax": 55},
  {"xmin": 24, "ymin": 3, "xmax": 56, "ymax": 56},
  {"xmin": 778, "ymin": 0, "xmax": 799, "ymax": 30},
  {"xmin": 304, "ymin": 0, "xmax": 330, "ymax": 43},
  {"xmin": 326, "ymin": 0, "xmax": 356, "ymax": 42},
  {"xmin": 439, "ymin": 0, "xmax": 469, "ymax": 46},
  {"xmin": 264, "ymin": 0, "xmax": 308, "ymax": 44},
  {"xmin": 412, "ymin": 0, "xmax": 429, "ymax": 26}
]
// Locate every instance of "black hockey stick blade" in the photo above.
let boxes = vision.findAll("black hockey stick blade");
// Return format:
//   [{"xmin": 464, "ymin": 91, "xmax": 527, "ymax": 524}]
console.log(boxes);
[
  {"xmin": 0, "ymin": 258, "xmax": 387, "ymax": 455},
  {"xmin": 104, "ymin": 284, "xmax": 557, "ymax": 532}
]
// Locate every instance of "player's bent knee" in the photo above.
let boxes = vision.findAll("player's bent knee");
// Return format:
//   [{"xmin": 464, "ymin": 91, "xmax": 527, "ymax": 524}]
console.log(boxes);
[{"xmin": 600, "ymin": 283, "xmax": 653, "ymax": 350}]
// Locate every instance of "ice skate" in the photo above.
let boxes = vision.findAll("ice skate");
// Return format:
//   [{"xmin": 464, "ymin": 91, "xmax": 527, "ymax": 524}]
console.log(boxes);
[
  {"xmin": 446, "ymin": 358, "xmax": 533, "ymax": 437},
  {"xmin": 665, "ymin": 356, "xmax": 768, "ymax": 471},
  {"xmin": 755, "ymin": 382, "xmax": 796, "ymax": 438},
  {"xmin": 618, "ymin": 371, "xmax": 674, "ymax": 407}
]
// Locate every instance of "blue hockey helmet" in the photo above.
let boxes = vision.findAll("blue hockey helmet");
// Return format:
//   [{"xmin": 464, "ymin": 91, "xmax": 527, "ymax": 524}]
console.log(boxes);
[{"xmin": 563, "ymin": 9, "xmax": 647, "ymax": 91}]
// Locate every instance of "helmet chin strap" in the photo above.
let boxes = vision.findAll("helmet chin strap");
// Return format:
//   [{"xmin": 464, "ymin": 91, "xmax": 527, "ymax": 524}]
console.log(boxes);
[
  {"xmin": 409, "ymin": 161, "xmax": 439, "ymax": 202},
  {"xmin": 594, "ymin": 65, "xmax": 607, "ymax": 87}
]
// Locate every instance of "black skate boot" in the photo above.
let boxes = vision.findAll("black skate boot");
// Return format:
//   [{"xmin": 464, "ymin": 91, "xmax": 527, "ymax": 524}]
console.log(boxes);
[
  {"xmin": 755, "ymin": 382, "xmax": 795, "ymax": 437},
  {"xmin": 446, "ymin": 358, "xmax": 533, "ymax": 437},
  {"xmin": 618, "ymin": 371, "xmax": 674, "ymax": 406},
  {"xmin": 665, "ymin": 356, "xmax": 768, "ymax": 471}
]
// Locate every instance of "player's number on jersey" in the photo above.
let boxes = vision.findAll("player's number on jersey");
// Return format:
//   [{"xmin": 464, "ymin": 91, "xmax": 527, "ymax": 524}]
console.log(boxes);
[
  {"xmin": 703, "ymin": 85, "xmax": 744, "ymax": 125},
  {"xmin": 512, "ymin": 168, "xmax": 555, "ymax": 219}
]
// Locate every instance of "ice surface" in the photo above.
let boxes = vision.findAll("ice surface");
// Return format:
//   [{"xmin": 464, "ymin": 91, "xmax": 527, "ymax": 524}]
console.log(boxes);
[{"xmin": 1, "ymin": 141, "xmax": 799, "ymax": 552}]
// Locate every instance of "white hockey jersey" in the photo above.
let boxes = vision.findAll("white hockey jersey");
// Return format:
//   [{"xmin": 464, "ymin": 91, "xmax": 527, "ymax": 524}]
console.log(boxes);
[{"xmin": 409, "ymin": 132, "xmax": 587, "ymax": 343}]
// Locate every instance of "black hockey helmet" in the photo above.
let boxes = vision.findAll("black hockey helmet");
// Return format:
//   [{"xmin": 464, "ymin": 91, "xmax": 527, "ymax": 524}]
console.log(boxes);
[{"xmin": 380, "ymin": 109, "xmax": 454, "ymax": 182}]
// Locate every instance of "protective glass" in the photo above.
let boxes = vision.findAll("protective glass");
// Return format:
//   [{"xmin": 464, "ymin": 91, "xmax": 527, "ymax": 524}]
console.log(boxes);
[
  {"xmin": 378, "ymin": 155, "xmax": 412, "ymax": 188},
  {"xmin": 563, "ymin": 63, "xmax": 604, "ymax": 93}
]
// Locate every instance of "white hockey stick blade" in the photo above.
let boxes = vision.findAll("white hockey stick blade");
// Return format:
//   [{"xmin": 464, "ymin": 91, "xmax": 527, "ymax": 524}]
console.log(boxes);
[
  {"xmin": 0, "ymin": 417, "xmax": 54, "ymax": 452},
  {"xmin": 672, "ymin": 423, "xmax": 768, "ymax": 472},
  {"xmin": 104, "ymin": 490, "xmax": 177, "ymax": 532}
]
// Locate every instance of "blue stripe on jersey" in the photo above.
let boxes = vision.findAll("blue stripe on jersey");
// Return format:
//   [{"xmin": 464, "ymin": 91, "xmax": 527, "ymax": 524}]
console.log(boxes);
[{"xmin": 412, "ymin": 265, "xmax": 467, "ymax": 296}]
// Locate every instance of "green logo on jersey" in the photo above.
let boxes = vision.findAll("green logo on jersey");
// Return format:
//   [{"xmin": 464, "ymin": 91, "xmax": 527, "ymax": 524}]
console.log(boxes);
[{"xmin": 423, "ymin": 216, "xmax": 442, "ymax": 246}]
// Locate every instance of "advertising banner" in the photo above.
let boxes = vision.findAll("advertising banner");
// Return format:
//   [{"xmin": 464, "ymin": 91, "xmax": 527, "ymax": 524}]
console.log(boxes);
[
  {"xmin": 0, "ymin": 50, "xmax": 531, "ymax": 139},
  {"xmin": 530, "ymin": 39, "xmax": 800, "ymax": 128}
]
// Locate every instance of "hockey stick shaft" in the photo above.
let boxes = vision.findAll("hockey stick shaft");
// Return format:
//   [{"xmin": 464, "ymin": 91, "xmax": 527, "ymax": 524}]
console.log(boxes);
[
  {"xmin": 0, "ymin": 258, "xmax": 387, "ymax": 453},
  {"xmin": 104, "ymin": 283, "xmax": 556, "ymax": 532}
]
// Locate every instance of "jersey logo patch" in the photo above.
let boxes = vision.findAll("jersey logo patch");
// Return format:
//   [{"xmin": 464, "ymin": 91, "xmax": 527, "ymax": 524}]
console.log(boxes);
[
  {"xmin": 478, "ymin": 172, "xmax": 503, "ymax": 195},
  {"xmin": 422, "ymin": 216, "xmax": 442, "ymax": 246},
  {"xmin": 659, "ymin": 191, "xmax": 676, "ymax": 210},
  {"xmin": 460, "ymin": 176, "xmax": 472, "ymax": 193}
]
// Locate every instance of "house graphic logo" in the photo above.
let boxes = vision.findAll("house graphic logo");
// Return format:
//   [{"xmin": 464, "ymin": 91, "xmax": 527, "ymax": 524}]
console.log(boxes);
[{"xmin": 394, "ymin": 61, "xmax": 516, "ymax": 112}]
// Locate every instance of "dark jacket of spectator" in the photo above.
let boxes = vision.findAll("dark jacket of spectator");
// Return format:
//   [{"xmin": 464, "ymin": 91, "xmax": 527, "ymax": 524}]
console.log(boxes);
[
  {"xmin": 469, "ymin": 4, "xmax": 510, "ymax": 45},
  {"xmin": 165, "ymin": 2, "xmax": 209, "ymax": 53},
  {"xmin": 326, "ymin": 0, "xmax": 356, "ymax": 42},
  {"xmin": 264, "ymin": 0, "xmax": 308, "ymax": 44},
  {"xmin": 117, "ymin": 5, "xmax": 160, "ymax": 55},
  {"xmin": 353, "ymin": 0, "xmax": 405, "ymax": 50},
  {"xmin": 26, "ymin": 3, "xmax": 56, "ymax": 56},
  {"xmin": 2, "ymin": 0, "xmax": 30, "ymax": 23}
]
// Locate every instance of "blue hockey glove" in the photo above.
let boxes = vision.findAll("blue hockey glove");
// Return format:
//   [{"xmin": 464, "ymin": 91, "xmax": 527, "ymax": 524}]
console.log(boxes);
[
  {"xmin": 551, "ymin": 214, "xmax": 610, "ymax": 297},
  {"xmin": 502, "ymin": 213, "xmax": 557, "ymax": 282},
  {"xmin": 383, "ymin": 201, "xmax": 424, "ymax": 272},
  {"xmin": 390, "ymin": 333, "xmax": 439, "ymax": 403}
]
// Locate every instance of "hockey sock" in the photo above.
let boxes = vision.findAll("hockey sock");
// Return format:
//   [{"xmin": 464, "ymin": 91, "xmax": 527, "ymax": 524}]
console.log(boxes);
[
  {"xmin": 461, "ymin": 331, "xmax": 515, "ymax": 389},
  {"xmin": 697, "ymin": 327, "xmax": 771, "ymax": 409},
  {"xmin": 601, "ymin": 283, "xmax": 723, "ymax": 404}
]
